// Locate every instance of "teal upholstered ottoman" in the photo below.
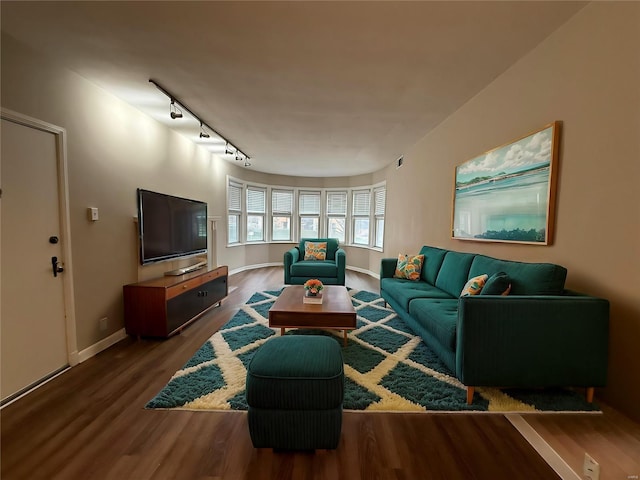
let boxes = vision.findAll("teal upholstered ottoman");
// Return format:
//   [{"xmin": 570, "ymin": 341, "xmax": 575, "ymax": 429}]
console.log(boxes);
[{"xmin": 246, "ymin": 335, "xmax": 344, "ymax": 450}]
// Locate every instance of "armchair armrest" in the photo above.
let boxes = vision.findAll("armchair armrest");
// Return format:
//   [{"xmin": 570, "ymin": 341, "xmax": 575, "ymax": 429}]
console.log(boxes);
[
  {"xmin": 456, "ymin": 295, "xmax": 609, "ymax": 388},
  {"xmin": 285, "ymin": 246, "xmax": 300, "ymax": 264},
  {"xmin": 380, "ymin": 258, "xmax": 397, "ymax": 279}
]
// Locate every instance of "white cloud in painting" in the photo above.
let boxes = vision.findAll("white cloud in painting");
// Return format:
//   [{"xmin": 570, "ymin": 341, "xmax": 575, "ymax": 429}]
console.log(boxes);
[
  {"xmin": 458, "ymin": 151, "xmax": 500, "ymax": 175},
  {"xmin": 458, "ymin": 127, "xmax": 552, "ymax": 178}
]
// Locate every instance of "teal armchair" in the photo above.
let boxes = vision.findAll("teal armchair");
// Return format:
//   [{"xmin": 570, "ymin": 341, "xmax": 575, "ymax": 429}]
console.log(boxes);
[{"xmin": 284, "ymin": 238, "xmax": 346, "ymax": 285}]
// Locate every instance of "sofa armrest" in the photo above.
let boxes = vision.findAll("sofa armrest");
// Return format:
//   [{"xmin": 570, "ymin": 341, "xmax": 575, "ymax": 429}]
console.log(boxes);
[
  {"xmin": 336, "ymin": 248, "xmax": 346, "ymax": 285},
  {"xmin": 283, "ymin": 247, "xmax": 300, "ymax": 284},
  {"xmin": 380, "ymin": 258, "xmax": 397, "ymax": 279},
  {"xmin": 455, "ymin": 295, "xmax": 609, "ymax": 388}
]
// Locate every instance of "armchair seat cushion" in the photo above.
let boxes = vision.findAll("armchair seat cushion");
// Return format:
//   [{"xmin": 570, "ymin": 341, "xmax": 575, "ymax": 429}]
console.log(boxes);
[{"xmin": 291, "ymin": 261, "xmax": 338, "ymax": 277}]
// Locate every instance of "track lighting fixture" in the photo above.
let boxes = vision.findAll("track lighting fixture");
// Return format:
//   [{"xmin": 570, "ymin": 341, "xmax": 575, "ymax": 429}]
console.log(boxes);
[
  {"xmin": 149, "ymin": 79, "xmax": 251, "ymax": 167},
  {"xmin": 169, "ymin": 99, "xmax": 183, "ymax": 119}
]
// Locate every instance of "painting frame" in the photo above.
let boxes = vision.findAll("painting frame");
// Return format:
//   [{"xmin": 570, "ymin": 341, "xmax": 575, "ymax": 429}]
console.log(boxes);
[{"xmin": 451, "ymin": 121, "xmax": 561, "ymax": 245}]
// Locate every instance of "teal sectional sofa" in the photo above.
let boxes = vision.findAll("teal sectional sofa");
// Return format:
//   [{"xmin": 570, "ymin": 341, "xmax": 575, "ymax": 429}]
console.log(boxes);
[{"xmin": 380, "ymin": 245, "xmax": 609, "ymax": 404}]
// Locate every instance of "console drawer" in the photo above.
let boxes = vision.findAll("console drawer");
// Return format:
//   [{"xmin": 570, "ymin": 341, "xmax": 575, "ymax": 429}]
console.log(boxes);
[{"xmin": 166, "ymin": 277, "xmax": 203, "ymax": 300}]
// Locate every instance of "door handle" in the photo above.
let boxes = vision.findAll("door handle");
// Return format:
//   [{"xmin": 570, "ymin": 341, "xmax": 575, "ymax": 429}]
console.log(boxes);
[{"xmin": 51, "ymin": 256, "xmax": 64, "ymax": 277}]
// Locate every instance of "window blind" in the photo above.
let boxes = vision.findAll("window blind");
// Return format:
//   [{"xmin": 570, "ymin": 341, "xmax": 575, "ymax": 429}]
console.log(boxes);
[
  {"xmin": 327, "ymin": 191, "xmax": 347, "ymax": 215},
  {"xmin": 299, "ymin": 191, "xmax": 321, "ymax": 215},
  {"xmin": 352, "ymin": 190, "xmax": 371, "ymax": 216}
]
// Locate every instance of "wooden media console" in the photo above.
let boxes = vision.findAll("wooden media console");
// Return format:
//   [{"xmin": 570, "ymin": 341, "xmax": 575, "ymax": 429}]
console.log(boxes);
[{"xmin": 123, "ymin": 265, "xmax": 228, "ymax": 338}]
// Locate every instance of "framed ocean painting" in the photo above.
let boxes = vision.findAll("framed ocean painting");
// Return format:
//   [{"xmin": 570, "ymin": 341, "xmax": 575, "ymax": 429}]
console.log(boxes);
[{"xmin": 452, "ymin": 121, "xmax": 560, "ymax": 245}]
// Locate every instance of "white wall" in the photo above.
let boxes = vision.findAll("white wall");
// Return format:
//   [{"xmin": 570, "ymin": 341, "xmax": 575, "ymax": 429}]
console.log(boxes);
[{"xmin": 381, "ymin": 3, "xmax": 640, "ymax": 419}]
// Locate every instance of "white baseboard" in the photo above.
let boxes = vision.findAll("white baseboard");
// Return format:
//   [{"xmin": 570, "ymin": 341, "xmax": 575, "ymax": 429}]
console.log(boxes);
[
  {"xmin": 346, "ymin": 265, "xmax": 379, "ymax": 279},
  {"xmin": 229, "ymin": 263, "xmax": 379, "ymax": 280},
  {"xmin": 228, "ymin": 262, "xmax": 282, "ymax": 276},
  {"xmin": 506, "ymin": 414, "xmax": 581, "ymax": 479},
  {"xmin": 78, "ymin": 328, "xmax": 128, "ymax": 363}
]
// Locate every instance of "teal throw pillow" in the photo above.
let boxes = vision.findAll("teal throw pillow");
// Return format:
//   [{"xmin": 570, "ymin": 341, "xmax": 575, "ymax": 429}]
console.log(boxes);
[{"xmin": 481, "ymin": 272, "xmax": 511, "ymax": 295}]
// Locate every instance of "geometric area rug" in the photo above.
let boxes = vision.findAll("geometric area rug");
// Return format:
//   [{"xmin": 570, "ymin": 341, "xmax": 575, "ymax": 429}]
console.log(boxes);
[{"xmin": 146, "ymin": 289, "xmax": 601, "ymax": 413}]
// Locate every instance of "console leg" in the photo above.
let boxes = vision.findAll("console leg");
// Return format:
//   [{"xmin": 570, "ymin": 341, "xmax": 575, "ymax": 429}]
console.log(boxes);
[
  {"xmin": 280, "ymin": 327, "xmax": 285, "ymax": 336},
  {"xmin": 466, "ymin": 386, "xmax": 475, "ymax": 405},
  {"xmin": 586, "ymin": 387, "xmax": 594, "ymax": 403}
]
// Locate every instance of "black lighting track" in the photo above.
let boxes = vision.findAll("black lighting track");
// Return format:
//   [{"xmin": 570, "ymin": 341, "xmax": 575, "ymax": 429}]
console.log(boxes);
[{"xmin": 149, "ymin": 79, "xmax": 249, "ymax": 161}]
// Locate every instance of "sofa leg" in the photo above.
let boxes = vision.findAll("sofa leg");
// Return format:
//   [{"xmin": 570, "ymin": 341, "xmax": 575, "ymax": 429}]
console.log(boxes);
[
  {"xmin": 466, "ymin": 386, "xmax": 475, "ymax": 405},
  {"xmin": 586, "ymin": 387, "xmax": 594, "ymax": 403}
]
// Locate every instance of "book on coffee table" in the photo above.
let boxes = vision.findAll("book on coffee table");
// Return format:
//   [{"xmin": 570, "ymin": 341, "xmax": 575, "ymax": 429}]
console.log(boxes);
[{"xmin": 303, "ymin": 293, "xmax": 323, "ymax": 304}]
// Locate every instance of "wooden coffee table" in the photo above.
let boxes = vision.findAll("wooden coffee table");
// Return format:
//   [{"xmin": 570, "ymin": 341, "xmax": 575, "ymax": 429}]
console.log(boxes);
[{"xmin": 268, "ymin": 285, "xmax": 356, "ymax": 346}]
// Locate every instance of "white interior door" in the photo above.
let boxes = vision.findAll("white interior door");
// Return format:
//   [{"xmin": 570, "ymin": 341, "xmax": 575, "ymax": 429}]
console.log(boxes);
[{"xmin": 1, "ymin": 118, "xmax": 69, "ymax": 403}]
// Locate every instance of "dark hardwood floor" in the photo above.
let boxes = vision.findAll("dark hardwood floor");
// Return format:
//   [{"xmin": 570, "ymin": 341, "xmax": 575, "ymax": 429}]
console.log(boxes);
[{"xmin": 1, "ymin": 267, "xmax": 637, "ymax": 479}]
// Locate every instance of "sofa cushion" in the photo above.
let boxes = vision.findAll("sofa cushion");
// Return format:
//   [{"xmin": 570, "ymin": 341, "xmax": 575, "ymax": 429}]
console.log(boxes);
[
  {"xmin": 481, "ymin": 272, "xmax": 511, "ymax": 295},
  {"xmin": 381, "ymin": 278, "xmax": 453, "ymax": 311},
  {"xmin": 291, "ymin": 260, "xmax": 337, "ymax": 278},
  {"xmin": 304, "ymin": 241, "xmax": 327, "ymax": 261},
  {"xmin": 460, "ymin": 274, "xmax": 488, "ymax": 296},
  {"xmin": 394, "ymin": 254, "xmax": 424, "ymax": 281},
  {"xmin": 418, "ymin": 246, "xmax": 448, "ymax": 284},
  {"xmin": 468, "ymin": 255, "xmax": 567, "ymax": 295},
  {"xmin": 434, "ymin": 251, "xmax": 475, "ymax": 297},
  {"xmin": 408, "ymin": 299, "xmax": 459, "ymax": 351}
]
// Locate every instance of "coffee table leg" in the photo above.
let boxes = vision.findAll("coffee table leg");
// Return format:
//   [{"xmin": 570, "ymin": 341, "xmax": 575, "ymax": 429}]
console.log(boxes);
[
  {"xmin": 281, "ymin": 327, "xmax": 285, "ymax": 336},
  {"xmin": 343, "ymin": 330, "xmax": 347, "ymax": 347}
]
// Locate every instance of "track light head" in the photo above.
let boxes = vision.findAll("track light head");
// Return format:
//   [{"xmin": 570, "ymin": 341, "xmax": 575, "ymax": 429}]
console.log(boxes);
[
  {"xmin": 225, "ymin": 143, "xmax": 235, "ymax": 155},
  {"xmin": 199, "ymin": 123, "xmax": 210, "ymax": 138},
  {"xmin": 244, "ymin": 160, "xmax": 251, "ymax": 167},
  {"xmin": 169, "ymin": 99, "xmax": 183, "ymax": 119}
]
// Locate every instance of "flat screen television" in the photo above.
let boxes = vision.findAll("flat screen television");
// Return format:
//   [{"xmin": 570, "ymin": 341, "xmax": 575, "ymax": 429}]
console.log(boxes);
[{"xmin": 137, "ymin": 189, "xmax": 208, "ymax": 265}]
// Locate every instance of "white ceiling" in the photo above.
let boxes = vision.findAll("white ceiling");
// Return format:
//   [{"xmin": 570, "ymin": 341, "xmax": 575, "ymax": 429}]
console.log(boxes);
[{"xmin": 1, "ymin": 1, "xmax": 585, "ymax": 177}]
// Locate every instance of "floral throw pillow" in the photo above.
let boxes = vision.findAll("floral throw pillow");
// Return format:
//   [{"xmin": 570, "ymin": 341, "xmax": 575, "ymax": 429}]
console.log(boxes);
[
  {"xmin": 460, "ymin": 274, "xmax": 489, "ymax": 297},
  {"xmin": 304, "ymin": 241, "xmax": 327, "ymax": 261},
  {"xmin": 393, "ymin": 254, "xmax": 425, "ymax": 281}
]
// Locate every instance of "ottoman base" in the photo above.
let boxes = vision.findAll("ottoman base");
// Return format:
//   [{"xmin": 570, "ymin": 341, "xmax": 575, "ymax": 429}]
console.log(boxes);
[{"xmin": 248, "ymin": 407, "xmax": 342, "ymax": 450}]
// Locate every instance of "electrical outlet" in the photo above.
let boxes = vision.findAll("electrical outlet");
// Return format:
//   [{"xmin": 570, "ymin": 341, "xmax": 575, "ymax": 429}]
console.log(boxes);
[
  {"xmin": 99, "ymin": 317, "xmax": 108, "ymax": 331},
  {"xmin": 583, "ymin": 453, "xmax": 600, "ymax": 480}
]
